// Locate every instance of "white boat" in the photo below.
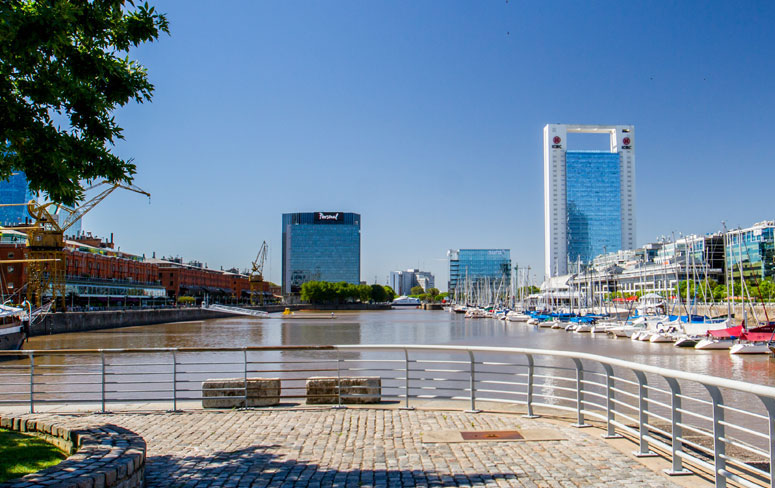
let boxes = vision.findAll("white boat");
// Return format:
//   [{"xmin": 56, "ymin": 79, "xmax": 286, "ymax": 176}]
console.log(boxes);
[
  {"xmin": 695, "ymin": 338, "xmax": 735, "ymax": 350},
  {"xmin": 649, "ymin": 333, "xmax": 675, "ymax": 343},
  {"xmin": 527, "ymin": 318, "xmax": 539, "ymax": 325},
  {"xmin": 392, "ymin": 296, "xmax": 421, "ymax": 306},
  {"xmin": 465, "ymin": 308, "xmax": 487, "ymax": 319},
  {"xmin": 574, "ymin": 324, "xmax": 592, "ymax": 333},
  {"xmin": 730, "ymin": 342, "xmax": 771, "ymax": 355},
  {"xmin": 674, "ymin": 335, "xmax": 700, "ymax": 348},
  {"xmin": 506, "ymin": 312, "xmax": 529, "ymax": 322}
]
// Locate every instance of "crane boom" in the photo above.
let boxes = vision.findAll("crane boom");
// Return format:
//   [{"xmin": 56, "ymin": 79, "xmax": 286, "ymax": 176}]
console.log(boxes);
[
  {"xmin": 250, "ymin": 241, "xmax": 269, "ymax": 305},
  {"xmin": 251, "ymin": 241, "xmax": 268, "ymax": 279},
  {"xmin": 61, "ymin": 182, "xmax": 151, "ymax": 232}
]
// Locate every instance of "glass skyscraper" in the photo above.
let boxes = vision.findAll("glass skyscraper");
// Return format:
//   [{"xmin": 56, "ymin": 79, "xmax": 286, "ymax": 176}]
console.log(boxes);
[
  {"xmin": 544, "ymin": 124, "xmax": 636, "ymax": 276},
  {"xmin": 0, "ymin": 171, "xmax": 35, "ymax": 226},
  {"xmin": 447, "ymin": 249, "xmax": 511, "ymax": 296},
  {"xmin": 565, "ymin": 151, "xmax": 622, "ymax": 266},
  {"xmin": 282, "ymin": 212, "xmax": 361, "ymax": 294}
]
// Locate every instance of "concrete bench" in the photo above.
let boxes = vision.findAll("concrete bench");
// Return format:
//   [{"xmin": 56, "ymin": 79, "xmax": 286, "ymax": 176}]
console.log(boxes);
[
  {"xmin": 202, "ymin": 378, "xmax": 281, "ymax": 408},
  {"xmin": 306, "ymin": 376, "xmax": 381, "ymax": 404}
]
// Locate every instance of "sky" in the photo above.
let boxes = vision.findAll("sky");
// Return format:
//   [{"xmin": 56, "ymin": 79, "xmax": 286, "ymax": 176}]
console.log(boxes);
[{"xmin": 83, "ymin": 1, "xmax": 775, "ymax": 290}]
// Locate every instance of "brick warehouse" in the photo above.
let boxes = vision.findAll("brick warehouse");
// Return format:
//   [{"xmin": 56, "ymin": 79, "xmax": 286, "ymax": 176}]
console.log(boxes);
[{"xmin": 0, "ymin": 231, "xmax": 275, "ymax": 306}]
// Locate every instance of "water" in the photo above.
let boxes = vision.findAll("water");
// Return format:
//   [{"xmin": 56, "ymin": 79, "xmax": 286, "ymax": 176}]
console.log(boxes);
[{"xmin": 22, "ymin": 309, "xmax": 775, "ymax": 387}]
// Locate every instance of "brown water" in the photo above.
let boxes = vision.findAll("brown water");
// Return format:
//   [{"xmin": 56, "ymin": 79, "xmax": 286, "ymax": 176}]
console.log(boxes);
[{"xmin": 22, "ymin": 309, "xmax": 775, "ymax": 387}]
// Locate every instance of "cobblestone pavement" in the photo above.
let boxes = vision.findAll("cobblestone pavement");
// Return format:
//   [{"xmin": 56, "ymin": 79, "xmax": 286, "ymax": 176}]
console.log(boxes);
[{"xmin": 24, "ymin": 408, "xmax": 682, "ymax": 487}]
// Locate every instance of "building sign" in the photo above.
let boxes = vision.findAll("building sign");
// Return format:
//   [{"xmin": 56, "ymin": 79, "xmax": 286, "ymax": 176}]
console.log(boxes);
[{"xmin": 314, "ymin": 212, "xmax": 343, "ymax": 223}]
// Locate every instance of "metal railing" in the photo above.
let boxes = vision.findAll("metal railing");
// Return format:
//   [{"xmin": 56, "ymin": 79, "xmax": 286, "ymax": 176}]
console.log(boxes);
[{"xmin": 1, "ymin": 344, "xmax": 774, "ymax": 488}]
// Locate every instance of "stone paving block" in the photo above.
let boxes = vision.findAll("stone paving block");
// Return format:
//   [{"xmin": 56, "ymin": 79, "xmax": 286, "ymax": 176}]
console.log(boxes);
[
  {"xmin": 202, "ymin": 378, "xmax": 281, "ymax": 408},
  {"xmin": 305, "ymin": 376, "xmax": 381, "ymax": 404}
]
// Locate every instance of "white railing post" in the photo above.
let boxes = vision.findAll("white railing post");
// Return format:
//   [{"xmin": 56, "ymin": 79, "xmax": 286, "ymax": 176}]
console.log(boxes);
[
  {"xmin": 571, "ymin": 358, "xmax": 590, "ymax": 428},
  {"xmin": 632, "ymin": 371, "xmax": 656, "ymax": 457},
  {"xmin": 29, "ymin": 352, "xmax": 34, "ymax": 414},
  {"xmin": 465, "ymin": 350, "xmax": 480, "ymax": 413},
  {"xmin": 705, "ymin": 384, "xmax": 727, "ymax": 488},
  {"xmin": 601, "ymin": 364, "xmax": 621, "ymax": 439},
  {"xmin": 243, "ymin": 348, "xmax": 248, "ymax": 408},
  {"xmin": 757, "ymin": 396, "xmax": 775, "ymax": 488},
  {"xmin": 100, "ymin": 350, "xmax": 106, "ymax": 413},
  {"xmin": 171, "ymin": 350, "xmax": 178, "ymax": 411},
  {"xmin": 663, "ymin": 377, "xmax": 691, "ymax": 476},
  {"xmin": 522, "ymin": 354, "xmax": 539, "ymax": 419},
  {"xmin": 333, "ymin": 350, "xmax": 346, "ymax": 409},
  {"xmin": 400, "ymin": 349, "xmax": 414, "ymax": 410}
]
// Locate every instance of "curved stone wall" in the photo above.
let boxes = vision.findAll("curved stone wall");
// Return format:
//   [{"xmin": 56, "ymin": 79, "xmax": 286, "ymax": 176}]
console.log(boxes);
[{"xmin": 0, "ymin": 415, "xmax": 145, "ymax": 488}]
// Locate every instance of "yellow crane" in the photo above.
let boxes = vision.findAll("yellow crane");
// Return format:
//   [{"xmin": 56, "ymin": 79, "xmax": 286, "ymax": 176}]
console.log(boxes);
[
  {"xmin": 249, "ymin": 241, "xmax": 268, "ymax": 305},
  {"xmin": 24, "ymin": 181, "xmax": 150, "ymax": 310}
]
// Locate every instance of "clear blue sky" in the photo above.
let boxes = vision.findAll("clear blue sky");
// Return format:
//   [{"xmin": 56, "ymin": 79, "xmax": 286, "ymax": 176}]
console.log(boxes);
[{"xmin": 86, "ymin": 1, "xmax": 775, "ymax": 290}]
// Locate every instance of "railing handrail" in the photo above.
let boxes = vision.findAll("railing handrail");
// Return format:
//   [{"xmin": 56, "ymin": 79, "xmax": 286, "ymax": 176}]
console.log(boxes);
[
  {"xmin": 338, "ymin": 344, "xmax": 775, "ymax": 399},
  {"xmin": 4, "ymin": 343, "xmax": 775, "ymax": 400}
]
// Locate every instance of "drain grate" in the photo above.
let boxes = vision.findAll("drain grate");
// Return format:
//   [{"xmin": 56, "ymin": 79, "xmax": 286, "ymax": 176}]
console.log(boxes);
[{"xmin": 460, "ymin": 430, "xmax": 524, "ymax": 441}]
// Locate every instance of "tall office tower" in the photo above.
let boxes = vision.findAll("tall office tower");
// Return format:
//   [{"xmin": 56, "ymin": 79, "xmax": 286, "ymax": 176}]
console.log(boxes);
[
  {"xmin": 447, "ymin": 249, "xmax": 511, "ymax": 296},
  {"xmin": 0, "ymin": 172, "xmax": 35, "ymax": 226},
  {"xmin": 543, "ymin": 124, "xmax": 635, "ymax": 277},
  {"xmin": 281, "ymin": 212, "xmax": 361, "ymax": 294}
]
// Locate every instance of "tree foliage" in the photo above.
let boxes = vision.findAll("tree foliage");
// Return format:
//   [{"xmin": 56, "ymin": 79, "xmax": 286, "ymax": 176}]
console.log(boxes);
[
  {"xmin": 409, "ymin": 286, "xmax": 424, "ymax": 296},
  {"xmin": 0, "ymin": 0, "xmax": 169, "ymax": 205},
  {"xmin": 300, "ymin": 281, "xmax": 395, "ymax": 304}
]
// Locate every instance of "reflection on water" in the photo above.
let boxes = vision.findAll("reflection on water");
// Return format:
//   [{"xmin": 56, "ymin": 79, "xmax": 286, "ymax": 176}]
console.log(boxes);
[{"xmin": 21, "ymin": 309, "xmax": 775, "ymax": 387}]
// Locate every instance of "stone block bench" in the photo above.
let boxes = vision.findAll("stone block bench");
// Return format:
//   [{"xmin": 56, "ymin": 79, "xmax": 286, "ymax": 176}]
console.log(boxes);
[
  {"xmin": 0, "ymin": 415, "xmax": 145, "ymax": 488},
  {"xmin": 202, "ymin": 378, "xmax": 281, "ymax": 408},
  {"xmin": 306, "ymin": 376, "xmax": 381, "ymax": 404}
]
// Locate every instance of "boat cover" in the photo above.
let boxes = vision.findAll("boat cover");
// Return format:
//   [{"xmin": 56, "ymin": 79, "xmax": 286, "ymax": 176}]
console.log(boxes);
[
  {"xmin": 708, "ymin": 325, "xmax": 743, "ymax": 338},
  {"xmin": 740, "ymin": 332, "xmax": 774, "ymax": 342}
]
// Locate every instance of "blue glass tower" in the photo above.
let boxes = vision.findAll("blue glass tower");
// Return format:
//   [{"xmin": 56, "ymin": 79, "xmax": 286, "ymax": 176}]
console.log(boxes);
[
  {"xmin": 282, "ymin": 212, "xmax": 361, "ymax": 294},
  {"xmin": 565, "ymin": 151, "xmax": 622, "ymax": 266},
  {"xmin": 544, "ymin": 124, "xmax": 635, "ymax": 276},
  {"xmin": 448, "ymin": 249, "xmax": 511, "ymax": 296},
  {"xmin": 0, "ymin": 172, "xmax": 35, "ymax": 226}
]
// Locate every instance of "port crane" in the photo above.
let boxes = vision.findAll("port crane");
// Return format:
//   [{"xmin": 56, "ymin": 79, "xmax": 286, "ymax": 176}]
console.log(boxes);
[
  {"xmin": 250, "ymin": 241, "xmax": 268, "ymax": 305},
  {"xmin": 24, "ymin": 181, "xmax": 150, "ymax": 310}
]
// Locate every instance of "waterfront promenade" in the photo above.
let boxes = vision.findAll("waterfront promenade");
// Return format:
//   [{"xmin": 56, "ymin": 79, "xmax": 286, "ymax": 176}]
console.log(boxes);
[{"xmin": 2, "ymin": 404, "xmax": 695, "ymax": 487}]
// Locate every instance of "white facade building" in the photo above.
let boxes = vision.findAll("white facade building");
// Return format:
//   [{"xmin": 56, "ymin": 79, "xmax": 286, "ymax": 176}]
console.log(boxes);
[
  {"xmin": 543, "ymin": 124, "xmax": 636, "ymax": 277},
  {"xmin": 389, "ymin": 269, "xmax": 435, "ymax": 295}
]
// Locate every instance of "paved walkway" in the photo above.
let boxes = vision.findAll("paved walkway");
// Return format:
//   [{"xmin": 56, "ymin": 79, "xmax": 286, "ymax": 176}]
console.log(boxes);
[{"xmin": 16, "ymin": 407, "xmax": 690, "ymax": 487}]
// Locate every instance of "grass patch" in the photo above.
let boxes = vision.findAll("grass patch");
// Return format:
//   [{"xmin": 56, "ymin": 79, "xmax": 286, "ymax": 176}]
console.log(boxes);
[{"xmin": 0, "ymin": 428, "xmax": 67, "ymax": 482}]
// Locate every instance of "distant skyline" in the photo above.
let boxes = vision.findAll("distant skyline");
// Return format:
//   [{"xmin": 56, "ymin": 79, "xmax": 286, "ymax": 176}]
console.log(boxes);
[{"xmin": 78, "ymin": 1, "xmax": 775, "ymax": 291}]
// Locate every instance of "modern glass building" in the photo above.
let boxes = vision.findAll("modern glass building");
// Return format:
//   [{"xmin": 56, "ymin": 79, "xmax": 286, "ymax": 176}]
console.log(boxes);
[
  {"xmin": 565, "ymin": 151, "xmax": 622, "ymax": 266},
  {"xmin": 544, "ymin": 124, "xmax": 635, "ymax": 276},
  {"xmin": 725, "ymin": 221, "xmax": 775, "ymax": 283},
  {"xmin": 0, "ymin": 172, "xmax": 35, "ymax": 226},
  {"xmin": 447, "ymin": 249, "xmax": 511, "ymax": 297},
  {"xmin": 282, "ymin": 212, "xmax": 361, "ymax": 294}
]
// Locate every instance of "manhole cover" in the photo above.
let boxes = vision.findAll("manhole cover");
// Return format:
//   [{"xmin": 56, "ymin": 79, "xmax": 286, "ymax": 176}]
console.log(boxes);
[{"xmin": 460, "ymin": 430, "xmax": 524, "ymax": 440}]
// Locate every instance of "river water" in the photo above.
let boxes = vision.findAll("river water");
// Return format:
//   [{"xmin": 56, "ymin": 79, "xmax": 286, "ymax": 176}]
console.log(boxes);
[{"xmin": 22, "ymin": 309, "xmax": 775, "ymax": 387}]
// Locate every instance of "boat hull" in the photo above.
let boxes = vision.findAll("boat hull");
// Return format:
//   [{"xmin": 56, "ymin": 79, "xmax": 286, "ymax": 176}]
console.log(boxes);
[
  {"xmin": 0, "ymin": 325, "xmax": 25, "ymax": 351},
  {"xmin": 730, "ymin": 343, "xmax": 770, "ymax": 355},
  {"xmin": 695, "ymin": 339, "xmax": 734, "ymax": 350}
]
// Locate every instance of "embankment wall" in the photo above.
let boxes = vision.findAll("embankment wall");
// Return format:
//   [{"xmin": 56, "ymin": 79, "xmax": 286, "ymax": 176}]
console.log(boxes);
[{"xmin": 29, "ymin": 303, "xmax": 391, "ymax": 337}]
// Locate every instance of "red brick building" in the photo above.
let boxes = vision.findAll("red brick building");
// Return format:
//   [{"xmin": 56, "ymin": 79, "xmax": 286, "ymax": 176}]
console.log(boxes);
[{"xmin": 0, "ymin": 231, "xmax": 259, "ymax": 305}]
